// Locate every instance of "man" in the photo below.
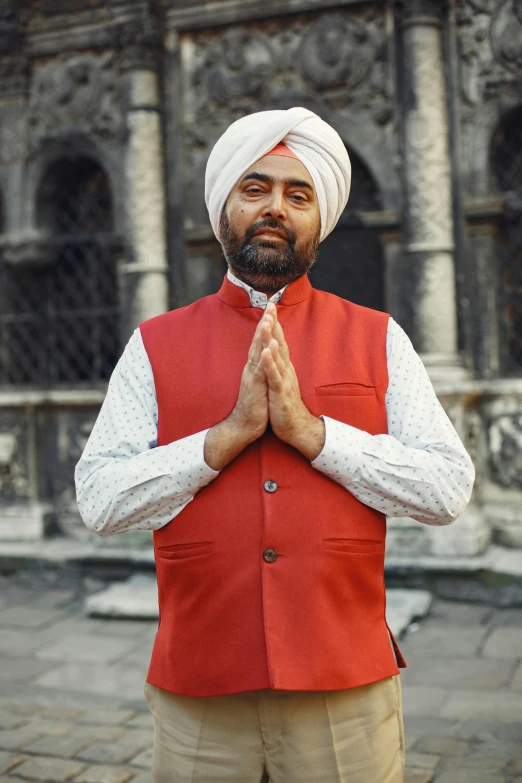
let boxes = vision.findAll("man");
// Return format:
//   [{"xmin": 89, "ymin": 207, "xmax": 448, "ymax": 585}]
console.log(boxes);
[{"xmin": 76, "ymin": 107, "xmax": 475, "ymax": 782}]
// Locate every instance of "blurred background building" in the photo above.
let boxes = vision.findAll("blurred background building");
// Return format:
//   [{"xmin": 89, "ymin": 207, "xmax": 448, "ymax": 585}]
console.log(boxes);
[{"xmin": 0, "ymin": 0, "xmax": 521, "ymax": 560}]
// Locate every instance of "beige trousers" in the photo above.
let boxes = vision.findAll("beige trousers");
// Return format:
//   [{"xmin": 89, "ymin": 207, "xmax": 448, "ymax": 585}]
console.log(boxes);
[{"xmin": 144, "ymin": 675, "xmax": 405, "ymax": 782}]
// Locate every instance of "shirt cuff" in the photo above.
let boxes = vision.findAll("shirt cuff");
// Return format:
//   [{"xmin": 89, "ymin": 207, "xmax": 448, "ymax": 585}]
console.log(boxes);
[
  {"xmin": 163, "ymin": 427, "xmax": 220, "ymax": 491},
  {"xmin": 310, "ymin": 415, "xmax": 370, "ymax": 483}
]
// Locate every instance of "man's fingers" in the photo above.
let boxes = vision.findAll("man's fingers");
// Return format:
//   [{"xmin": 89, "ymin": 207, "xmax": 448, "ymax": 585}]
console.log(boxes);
[
  {"xmin": 269, "ymin": 338, "xmax": 286, "ymax": 376},
  {"xmin": 270, "ymin": 319, "xmax": 290, "ymax": 364},
  {"xmin": 249, "ymin": 314, "xmax": 273, "ymax": 365},
  {"xmin": 261, "ymin": 346, "xmax": 283, "ymax": 390}
]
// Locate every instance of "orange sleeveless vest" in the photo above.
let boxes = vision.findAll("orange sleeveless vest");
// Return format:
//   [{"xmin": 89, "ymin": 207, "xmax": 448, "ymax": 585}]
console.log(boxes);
[{"xmin": 140, "ymin": 273, "xmax": 405, "ymax": 697}]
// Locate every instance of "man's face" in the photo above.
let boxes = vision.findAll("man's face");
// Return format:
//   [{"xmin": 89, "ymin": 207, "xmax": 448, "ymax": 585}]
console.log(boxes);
[{"xmin": 220, "ymin": 154, "xmax": 321, "ymax": 295}]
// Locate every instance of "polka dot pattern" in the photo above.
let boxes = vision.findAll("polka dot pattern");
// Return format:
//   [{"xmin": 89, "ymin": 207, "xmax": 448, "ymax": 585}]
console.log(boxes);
[{"xmin": 75, "ymin": 271, "xmax": 474, "ymax": 536}]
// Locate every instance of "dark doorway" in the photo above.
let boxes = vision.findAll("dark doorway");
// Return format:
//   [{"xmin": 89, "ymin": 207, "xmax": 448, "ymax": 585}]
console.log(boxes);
[{"xmin": 310, "ymin": 150, "xmax": 385, "ymax": 311}]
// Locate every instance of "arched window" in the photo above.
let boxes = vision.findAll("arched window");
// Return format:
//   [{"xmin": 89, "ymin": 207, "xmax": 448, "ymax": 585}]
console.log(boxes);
[
  {"xmin": 0, "ymin": 156, "xmax": 120, "ymax": 387},
  {"xmin": 309, "ymin": 150, "xmax": 385, "ymax": 311},
  {"xmin": 492, "ymin": 108, "xmax": 522, "ymax": 374}
]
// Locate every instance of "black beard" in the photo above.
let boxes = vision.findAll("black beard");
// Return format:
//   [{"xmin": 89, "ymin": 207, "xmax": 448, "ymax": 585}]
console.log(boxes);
[{"xmin": 219, "ymin": 212, "xmax": 320, "ymax": 295}]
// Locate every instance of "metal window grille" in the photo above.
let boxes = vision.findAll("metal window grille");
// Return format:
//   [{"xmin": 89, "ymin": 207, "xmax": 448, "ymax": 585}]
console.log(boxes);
[
  {"xmin": 0, "ymin": 157, "xmax": 121, "ymax": 387},
  {"xmin": 492, "ymin": 107, "xmax": 522, "ymax": 374}
]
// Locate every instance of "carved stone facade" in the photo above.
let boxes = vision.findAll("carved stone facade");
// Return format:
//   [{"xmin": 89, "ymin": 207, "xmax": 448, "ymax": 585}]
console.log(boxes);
[
  {"xmin": 180, "ymin": 7, "xmax": 395, "ymax": 234},
  {"xmin": 0, "ymin": 0, "xmax": 520, "ymax": 558},
  {"xmin": 28, "ymin": 53, "xmax": 123, "ymax": 151}
]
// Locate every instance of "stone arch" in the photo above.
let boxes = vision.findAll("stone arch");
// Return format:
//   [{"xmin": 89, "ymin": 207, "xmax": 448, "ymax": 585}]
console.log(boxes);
[
  {"xmin": 332, "ymin": 117, "xmax": 400, "ymax": 211},
  {"xmin": 25, "ymin": 135, "xmax": 124, "ymax": 236},
  {"xmin": 465, "ymin": 97, "xmax": 522, "ymax": 198},
  {"xmin": 310, "ymin": 146, "xmax": 386, "ymax": 310},
  {"xmin": 490, "ymin": 104, "xmax": 522, "ymax": 195},
  {"xmin": 0, "ymin": 149, "xmax": 121, "ymax": 386},
  {"xmin": 36, "ymin": 155, "xmax": 113, "ymax": 235}
]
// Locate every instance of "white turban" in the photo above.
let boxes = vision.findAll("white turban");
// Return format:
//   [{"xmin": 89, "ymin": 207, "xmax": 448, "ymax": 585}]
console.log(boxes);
[{"xmin": 205, "ymin": 107, "xmax": 351, "ymax": 243}]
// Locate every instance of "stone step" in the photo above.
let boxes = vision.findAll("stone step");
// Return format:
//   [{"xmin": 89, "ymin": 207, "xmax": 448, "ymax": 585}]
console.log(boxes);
[{"xmin": 85, "ymin": 575, "xmax": 432, "ymax": 638}]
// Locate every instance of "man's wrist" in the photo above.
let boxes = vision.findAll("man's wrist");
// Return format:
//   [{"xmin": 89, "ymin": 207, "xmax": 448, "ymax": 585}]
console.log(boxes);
[
  {"xmin": 204, "ymin": 413, "xmax": 261, "ymax": 471},
  {"xmin": 284, "ymin": 412, "xmax": 326, "ymax": 461}
]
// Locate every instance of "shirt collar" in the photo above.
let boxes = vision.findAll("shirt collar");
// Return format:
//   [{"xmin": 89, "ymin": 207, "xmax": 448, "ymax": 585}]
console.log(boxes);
[{"xmin": 226, "ymin": 268, "xmax": 288, "ymax": 310}]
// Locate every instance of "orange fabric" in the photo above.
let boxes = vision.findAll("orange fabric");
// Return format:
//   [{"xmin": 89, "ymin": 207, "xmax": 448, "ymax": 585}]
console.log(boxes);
[
  {"xmin": 140, "ymin": 274, "xmax": 406, "ymax": 698},
  {"xmin": 267, "ymin": 142, "xmax": 300, "ymax": 160}
]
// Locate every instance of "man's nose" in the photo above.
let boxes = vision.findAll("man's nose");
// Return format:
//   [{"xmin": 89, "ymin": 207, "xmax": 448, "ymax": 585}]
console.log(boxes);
[{"xmin": 262, "ymin": 190, "xmax": 287, "ymax": 221}]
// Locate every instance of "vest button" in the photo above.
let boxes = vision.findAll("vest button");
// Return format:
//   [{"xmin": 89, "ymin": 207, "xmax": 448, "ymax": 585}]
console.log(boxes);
[
  {"xmin": 263, "ymin": 480, "xmax": 278, "ymax": 493},
  {"xmin": 263, "ymin": 548, "xmax": 277, "ymax": 563}
]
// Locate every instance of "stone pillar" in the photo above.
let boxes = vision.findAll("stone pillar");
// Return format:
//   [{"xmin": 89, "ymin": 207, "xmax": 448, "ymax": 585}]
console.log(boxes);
[
  {"xmin": 120, "ymin": 23, "xmax": 170, "ymax": 337},
  {"xmin": 395, "ymin": 0, "xmax": 465, "ymax": 381}
]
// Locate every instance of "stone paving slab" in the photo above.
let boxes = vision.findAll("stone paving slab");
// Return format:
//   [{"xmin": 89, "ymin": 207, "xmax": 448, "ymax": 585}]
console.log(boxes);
[
  {"xmin": 0, "ymin": 660, "xmax": 60, "ymax": 683},
  {"xmin": 399, "ymin": 625, "xmax": 489, "ymax": 657},
  {"xmin": 404, "ymin": 770, "xmax": 435, "ymax": 783},
  {"xmin": 10, "ymin": 756, "xmax": 86, "ymax": 781},
  {"xmin": 0, "ymin": 752, "xmax": 27, "ymax": 776},
  {"xmin": 440, "ymin": 690, "xmax": 522, "ymax": 723},
  {"xmin": 35, "ymin": 636, "xmax": 132, "ymax": 665},
  {"xmin": 21, "ymin": 737, "xmax": 91, "ymax": 761},
  {"xmin": 0, "ymin": 607, "xmax": 68, "ymax": 630},
  {"xmin": 399, "ymin": 655, "xmax": 513, "ymax": 689},
  {"xmin": 34, "ymin": 662, "xmax": 147, "ymax": 701},
  {"xmin": 400, "ymin": 686, "xmax": 451, "ymax": 717},
  {"xmin": 482, "ymin": 627, "xmax": 522, "ymax": 659},
  {"xmin": 75, "ymin": 744, "xmax": 139, "ymax": 766},
  {"xmin": 74, "ymin": 766, "xmax": 135, "ymax": 783}
]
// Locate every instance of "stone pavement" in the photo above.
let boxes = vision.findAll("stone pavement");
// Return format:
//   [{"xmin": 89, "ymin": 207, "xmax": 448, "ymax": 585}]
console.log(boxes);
[{"xmin": 0, "ymin": 565, "xmax": 521, "ymax": 782}]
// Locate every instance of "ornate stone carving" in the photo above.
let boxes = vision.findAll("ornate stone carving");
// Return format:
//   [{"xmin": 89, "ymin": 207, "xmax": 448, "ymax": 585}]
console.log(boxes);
[
  {"xmin": 52, "ymin": 413, "xmax": 97, "ymax": 539},
  {"xmin": 195, "ymin": 28, "xmax": 274, "ymax": 104},
  {"xmin": 0, "ymin": 413, "xmax": 30, "ymax": 500},
  {"xmin": 457, "ymin": 0, "xmax": 522, "ymax": 109},
  {"xmin": 491, "ymin": 0, "xmax": 522, "ymax": 73},
  {"xmin": 28, "ymin": 52, "xmax": 122, "ymax": 149},
  {"xmin": 112, "ymin": 14, "xmax": 163, "ymax": 72},
  {"xmin": 299, "ymin": 14, "xmax": 376, "ymax": 91},
  {"xmin": 181, "ymin": 8, "xmax": 393, "ymax": 228},
  {"xmin": 0, "ymin": 55, "xmax": 30, "ymax": 97},
  {"xmin": 185, "ymin": 9, "xmax": 391, "ymax": 133},
  {"xmin": 489, "ymin": 413, "xmax": 522, "ymax": 488}
]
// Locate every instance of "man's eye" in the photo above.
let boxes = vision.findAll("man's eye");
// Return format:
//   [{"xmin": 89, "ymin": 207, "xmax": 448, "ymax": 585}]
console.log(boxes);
[
  {"xmin": 291, "ymin": 194, "xmax": 306, "ymax": 202},
  {"xmin": 247, "ymin": 187, "xmax": 262, "ymax": 194}
]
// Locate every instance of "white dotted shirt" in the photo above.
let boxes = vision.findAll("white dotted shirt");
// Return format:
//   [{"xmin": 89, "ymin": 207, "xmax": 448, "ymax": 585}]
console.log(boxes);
[{"xmin": 75, "ymin": 269, "xmax": 475, "ymax": 536}]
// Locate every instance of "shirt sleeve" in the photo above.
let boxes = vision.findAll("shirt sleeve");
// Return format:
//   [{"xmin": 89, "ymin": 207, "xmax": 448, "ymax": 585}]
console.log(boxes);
[
  {"xmin": 310, "ymin": 318, "xmax": 475, "ymax": 526},
  {"xmin": 74, "ymin": 329, "xmax": 219, "ymax": 537}
]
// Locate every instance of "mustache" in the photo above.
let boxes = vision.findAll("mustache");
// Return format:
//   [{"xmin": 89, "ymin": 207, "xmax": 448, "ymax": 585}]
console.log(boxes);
[{"xmin": 244, "ymin": 219, "xmax": 296, "ymax": 247}]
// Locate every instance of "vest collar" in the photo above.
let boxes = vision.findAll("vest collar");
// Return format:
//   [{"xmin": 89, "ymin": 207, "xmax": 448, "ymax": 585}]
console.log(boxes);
[{"xmin": 217, "ymin": 273, "xmax": 312, "ymax": 308}]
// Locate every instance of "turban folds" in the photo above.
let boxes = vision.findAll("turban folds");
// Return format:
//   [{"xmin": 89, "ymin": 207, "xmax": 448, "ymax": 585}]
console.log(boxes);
[{"xmin": 205, "ymin": 107, "xmax": 351, "ymax": 243}]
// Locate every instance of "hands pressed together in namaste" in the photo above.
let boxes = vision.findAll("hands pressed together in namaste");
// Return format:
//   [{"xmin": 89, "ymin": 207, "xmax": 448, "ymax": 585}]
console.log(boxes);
[{"xmin": 204, "ymin": 302, "xmax": 326, "ymax": 471}]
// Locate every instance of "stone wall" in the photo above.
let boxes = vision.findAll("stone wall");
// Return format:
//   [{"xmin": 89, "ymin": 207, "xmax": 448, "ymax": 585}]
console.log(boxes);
[{"xmin": 0, "ymin": 0, "xmax": 521, "ymax": 556}]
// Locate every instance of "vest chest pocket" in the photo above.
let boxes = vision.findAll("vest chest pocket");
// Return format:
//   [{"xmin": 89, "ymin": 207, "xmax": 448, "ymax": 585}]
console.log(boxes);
[
  {"xmin": 315, "ymin": 383, "xmax": 376, "ymax": 397},
  {"xmin": 306, "ymin": 383, "xmax": 379, "ymax": 427}
]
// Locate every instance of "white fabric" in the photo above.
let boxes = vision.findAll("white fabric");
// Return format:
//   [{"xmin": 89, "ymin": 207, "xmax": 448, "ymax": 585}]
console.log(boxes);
[{"xmin": 205, "ymin": 107, "xmax": 351, "ymax": 243}]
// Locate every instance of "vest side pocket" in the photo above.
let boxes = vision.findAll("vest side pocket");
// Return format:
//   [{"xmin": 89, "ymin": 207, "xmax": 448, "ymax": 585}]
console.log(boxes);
[
  {"xmin": 157, "ymin": 541, "xmax": 216, "ymax": 560},
  {"xmin": 322, "ymin": 538, "xmax": 384, "ymax": 554}
]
